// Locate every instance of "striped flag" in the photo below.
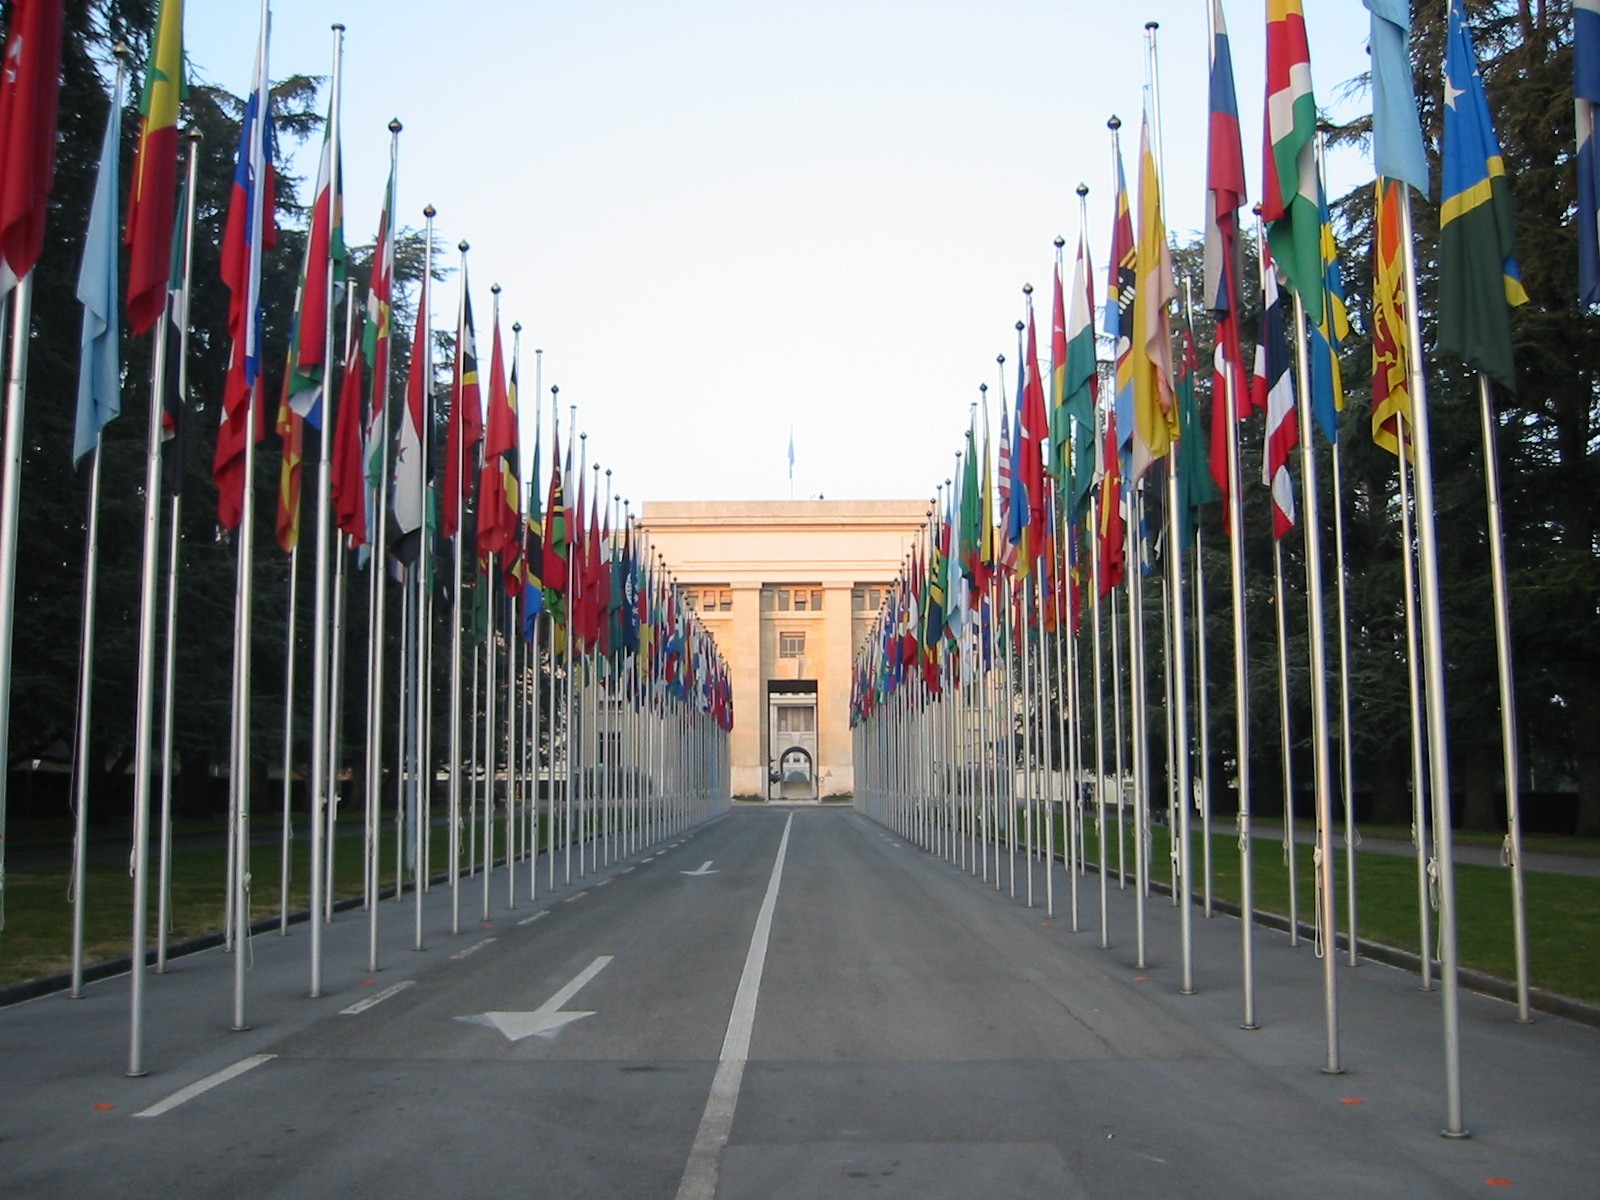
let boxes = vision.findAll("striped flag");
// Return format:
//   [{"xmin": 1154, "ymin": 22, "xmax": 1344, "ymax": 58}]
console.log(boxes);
[
  {"xmin": 1131, "ymin": 112, "xmax": 1176, "ymax": 477},
  {"xmin": 124, "ymin": 0, "xmax": 183, "ymax": 333},
  {"xmin": 287, "ymin": 113, "xmax": 344, "ymax": 423},
  {"xmin": 1206, "ymin": 0, "xmax": 1249, "ymax": 503},
  {"xmin": 1579, "ymin": 0, "xmax": 1600, "ymax": 305},
  {"xmin": 442, "ymin": 274, "xmax": 481, "ymax": 539},
  {"xmin": 1261, "ymin": 0, "xmax": 1323, "ymax": 322},
  {"xmin": 1063, "ymin": 231, "xmax": 1098, "ymax": 523},
  {"xmin": 392, "ymin": 271, "xmax": 429, "ymax": 565},
  {"xmin": 1254, "ymin": 248, "xmax": 1297, "ymax": 540},
  {"xmin": 1106, "ymin": 137, "xmax": 1136, "ymax": 464},
  {"xmin": 1097, "ymin": 405, "xmax": 1125, "ymax": 596}
]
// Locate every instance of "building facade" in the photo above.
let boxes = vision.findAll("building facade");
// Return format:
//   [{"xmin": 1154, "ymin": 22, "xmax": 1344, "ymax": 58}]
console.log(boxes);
[{"xmin": 635, "ymin": 500, "xmax": 926, "ymax": 799}]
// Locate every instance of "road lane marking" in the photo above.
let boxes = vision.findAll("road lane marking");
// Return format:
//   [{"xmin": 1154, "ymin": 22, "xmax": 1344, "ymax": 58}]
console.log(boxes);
[
  {"xmin": 680, "ymin": 861, "xmax": 718, "ymax": 877},
  {"xmin": 460, "ymin": 956, "xmax": 614, "ymax": 1041},
  {"xmin": 340, "ymin": 980, "xmax": 415, "ymax": 1014},
  {"xmin": 451, "ymin": 937, "xmax": 497, "ymax": 961},
  {"xmin": 597, "ymin": 878, "xmax": 614, "ymax": 887},
  {"xmin": 517, "ymin": 911, "xmax": 549, "ymax": 927},
  {"xmin": 565, "ymin": 892, "xmax": 587, "ymax": 903},
  {"xmin": 676, "ymin": 813, "xmax": 793, "ymax": 1200},
  {"xmin": 133, "ymin": 1055, "xmax": 275, "ymax": 1118}
]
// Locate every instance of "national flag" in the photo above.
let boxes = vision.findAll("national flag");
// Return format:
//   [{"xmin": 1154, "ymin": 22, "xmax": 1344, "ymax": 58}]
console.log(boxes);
[
  {"xmin": 1019, "ymin": 301, "xmax": 1049, "ymax": 568},
  {"xmin": 977, "ymin": 404, "xmax": 996, "ymax": 593},
  {"xmin": 1580, "ymin": 0, "xmax": 1600, "ymax": 305},
  {"xmin": 1206, "ymin": 0, "xmax": 1250, "ymax": 504},
  {"xmin": 1255, "ymin": 249, "xmax": 1297, "ymax": 540},
  {"xmin": 1097, "ymin": 406, "xmax": 1125, "ymax": 596},
  {"xmin": 287, "ymin": 111, "xmax": 345, "ymax": 423},
  {"xmin": 1049, "ymin": 256, "xmax": 1069, "ymax": 487},
  {"xmin": 274, "ymin": 353, "xmax": 303, "ymax": 554},
  {"xmin": 1308, "ymin": 177, "xmax": 1349, "ymax": 442},
  {"xmin": 1004, "ymin": 354, "xmax": 1029, "ymax": 564},
  {"xmin": 1063, "ymin": 230, "xmax": 1098, "ymax": 523},
  {"xmin": 330, "ymin": 312, "xmax": 366, "ymax": 545},
  {"xmin": 1107, "ymin": 134, "xmax": 1136, "ymax": 462},
  {"xmin": 442, "ymin": 273, "xmax": 482, "ymax": 539},
  {"xmin": 1437, "ymin": 0, "xmax": 1527, "ymax": 392},
  {"xmin": 124, "ymin": 0, "xmax": 183, "ymax": 333},
  {"xmin": 542, "ymin": 418, "xmax": 569, "ymax": 611},
  {"xmin": 1371, "ymin": 177, "xmax": 1413, "ymax": 457},
  {"xmin": 476, "ymin": 311, "xmax": 517, "ymax": 563},
  {"xmin": 522, "ymin": 397, "xmax": 545, "ymax": 638},
  {"xmin": 0, "ymin": 0, "xmax": 64, "ymax": 293},
  {"xmin": 997, "ymin": 400, "xmax": 1016, "ymax": 573},
  {"xmin": 1365, "ymin": 0, "xmax": 1430, "ymax": 197},
  {"xmin": 160, "ymin": 174, "xmax": 190, "ymax": 497},
  {"xmin": 1131, "ymin": 113, "xmax": 1177, "ymax": 477},
  {"xmin": 499, "ymin": 353, "xmax": 524, "ymax": 597},
  {"xmin": 213, "ymin": 27, "xmax": 276, "ymax": 530},
  {"xmin": 1261, "ymin": 0, "xmax": 1322, "ymax": 321},
  {"xmin": 361, "ymin": 161, "xmax": 395, "ymax": 553},
  {"xmin": 1175, "ymin": 320, "xmax": 1216, "ymax": 545},
  {"xmin": 74, "ymin": 83, "xmax": 122, "ymax": 466},
  {"xmin": 958, "ymin": 414, "xmax": 982, "ymax": 589},
  {"xmin": 392, "ymin": 270, "xmax": 430, "ymax": 564}
]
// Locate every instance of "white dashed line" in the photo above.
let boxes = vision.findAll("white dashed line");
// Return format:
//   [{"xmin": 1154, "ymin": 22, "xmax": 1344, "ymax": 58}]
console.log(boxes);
[
  {"xmin": 133, "ymin": 1055, "xmax": 275, "ymax": 1118},
  {"xmin": 451, "ymin": 937, "xmax": 497, "ymax": 961},
  {"xmin": 340, "ymin": 980, "xmax": 415, "ymax": 1015},
  {"xmin": 517, "ymin": 911, "xmax": 550, "ymax": 927}
]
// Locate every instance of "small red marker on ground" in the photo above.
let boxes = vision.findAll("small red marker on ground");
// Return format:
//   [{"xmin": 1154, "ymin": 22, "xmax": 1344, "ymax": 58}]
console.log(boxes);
[
  {"xmin": 1134, "ymin": 976, "xmax": 1150, "ymax": 983},
  {"xmin": 1484, "ymin": 1178, "xmax": 1513, "ymax": 1188},
  {"xmin": 362, "ymin": 978, "xmax": 376, "ymax": 986},
  {"xmin": 93, "ymin": 1103, "xmax": 115, "ymax": 1111},
  {"xmin": 1340, "ymin": 1098, "xmax": 1365, "ymax": 1106}
]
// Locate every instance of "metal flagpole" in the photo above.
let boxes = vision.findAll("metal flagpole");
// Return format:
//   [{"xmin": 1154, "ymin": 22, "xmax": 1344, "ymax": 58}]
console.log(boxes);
[
  {"xmin": 1272, "ymin": 539, "xmax": 1299, "ymax": 946},
  {"xmin": 279, "ymin": 549, "xmax": 299, "ymax": 934},
  {"xmin": 1397, "ymin": 185, "xmax": 1467, "ymax": 1137},
  {"xmin": 1128, "ymin": 484, "xmax": 1148, "ymax": 967},
  {"xmin": 303, "ymin": 22, "xmax": 344, "ymax": 997},
  {"xmin": 325, "ymin": 288, "xmax": 359, "ymax": 923},
  {"xmin": 1111, "ymin": 578, "xmax": 1127, "ymax": 888},
  {"xmin": 468, "ymin": 641, "xmax": 478, "ymax": 876},
  {"xmin": 1476, "ymin": 373, "xmax": 1529, "ymax": 1021},
  {"xmin": 449, "ymin": 242, "xmax": 471, "ymax": 934},
  {"xmin": 1089, "ymin": 488, "xmax": 1109, "ymax": 948},
  {"xmin": 412, "ymin": 205, "xmax": 436, "ymax": 952},
  {"xmin": 158, "ymin": 130, "xmax": 202, "ymax": 973},
  {"xmin": 366, "ymin": 118, "xmax": 401, "ymax": 972},
  {"xmin": 396, "ymin": 568, "xmax": 410, "ymax": 902},
  {"xmin": 1194, "ymin": 527, "xmax": 1213, "ymax": 918},
  {"xmin": 1395, "ymin": 425, "xmax": 1432, "ymax": 991},
  {"xmin": 1290, "ymin": 288, "xmax": 1341, "ymax": 1073},
  {"xmin": 484, "ymin": 547, "xmax": 499, "ymax": 920}
]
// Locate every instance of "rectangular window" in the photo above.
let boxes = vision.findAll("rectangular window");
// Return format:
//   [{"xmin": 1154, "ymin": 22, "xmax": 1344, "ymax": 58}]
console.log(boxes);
[
  {"xmin": 777, "ymin": 706, "xmax": 815, "ymax": 734},
  {"xmin": 718, "ymin": 589, "xmax": 733, "ymax": 612},
  {"xmin": 793, "ymin": 590, "xmax": 808, "ymax": 611},
  {"xmin": 761, "ymin": 588, "xmax": 775, "ymax": 612},
  {"xmin": 779, "ymin": 631, "xmax": 805, "ymax": 658},
  {"xmin": 811, "ymin": 589, "xmax": 824, "ymax": 610},
  {"xmin": 852, "ymin": 588, "xmax": 867, "ymax": 612},
  {"xmin": 777, "ymin": 589, "xmax": 791, "ymax": 612}
]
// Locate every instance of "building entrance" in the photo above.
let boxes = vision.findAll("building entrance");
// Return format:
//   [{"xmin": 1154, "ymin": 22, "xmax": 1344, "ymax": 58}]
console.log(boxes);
[{"xmin": 767, "ymin": 680, "xmax": 817, "ymax": 801}]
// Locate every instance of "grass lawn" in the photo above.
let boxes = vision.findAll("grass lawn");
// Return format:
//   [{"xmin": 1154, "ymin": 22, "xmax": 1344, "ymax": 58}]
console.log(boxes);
[{"xmin": 958, "ymin": 806, "xmax": 1600, "ymax": 1006}]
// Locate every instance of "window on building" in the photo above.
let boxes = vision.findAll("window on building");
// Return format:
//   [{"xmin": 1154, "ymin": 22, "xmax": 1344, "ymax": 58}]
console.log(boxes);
[
  {"xmin": 777, "ymin": 588, "xmax": 791, "ymax": 611},
  {"xmin": 717, "ymin": 589, "xmax": 733, "ymax": 611},
  {"xmin": 779, "ymin": 631, "xmax": 805, "ymax": 658},
  {"xmin": 776, "ymin": 706, "xmax": 815, "ymax": 734}
]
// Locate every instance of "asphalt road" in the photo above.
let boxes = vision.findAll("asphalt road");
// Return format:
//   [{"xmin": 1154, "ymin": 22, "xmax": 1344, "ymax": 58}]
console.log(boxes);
[{"xmin": 2, "ymin": 805, "xmax": 1595, "ymax": 1198}]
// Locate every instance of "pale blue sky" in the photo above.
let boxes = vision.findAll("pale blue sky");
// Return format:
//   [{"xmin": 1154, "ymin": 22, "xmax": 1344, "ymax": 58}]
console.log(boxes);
[{"xmin": 187, "ymin": 1, "xmax": 1375, "ymax": 507}]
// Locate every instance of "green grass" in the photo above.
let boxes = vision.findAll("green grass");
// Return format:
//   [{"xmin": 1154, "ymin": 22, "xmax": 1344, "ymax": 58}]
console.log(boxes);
[
  {"xmin": 0, "ymin": 808, "xmax": 645, "ymax": 990},
  {"xmin": 957, "ymin": 807, "xmax": 1600, "ymax": 1006}
]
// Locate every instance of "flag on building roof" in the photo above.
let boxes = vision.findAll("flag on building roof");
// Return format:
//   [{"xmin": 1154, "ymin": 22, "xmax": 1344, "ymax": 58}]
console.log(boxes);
[
  {"xmin": 1371, "ymin": 178, "xmax": 1413, "ymax": 458},
  {"xmin": 1261, "ymin": 0, "xmax": 1322, "ymax": 322},
  {"xmin": 1437, "ymin": 0, "xmax": 1527, "ymax": 391},
  {"xmin": 74, "ymin": 84, "xmax": 122, "ymax": 466},
  {"xmin": 0, "ymin": 0, "xmax": 65, "ymax": 294},
  {"xmin": 124, "ymin": 0, "xmax": 184, "ymax": 334},
  {"xmin": 1579, "ymin": 0, "xmax": 1600, "ymax": 305}
]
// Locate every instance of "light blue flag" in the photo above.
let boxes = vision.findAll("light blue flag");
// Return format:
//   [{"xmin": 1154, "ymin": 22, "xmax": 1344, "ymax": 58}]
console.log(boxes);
[
  {"xmin": 74, "ymin": 97, "xmax": 123, "ymax": 466},
  {"xmin": 1364, "ymin": 0, "xmax": 1430, "ymax": 196}
]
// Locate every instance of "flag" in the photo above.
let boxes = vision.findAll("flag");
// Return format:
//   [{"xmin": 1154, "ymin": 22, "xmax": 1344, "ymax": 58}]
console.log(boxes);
[
  {"xmin": 362, "ymin": 161, "xmax": 395, "ymax": 552},
  {"xmin": 392, "ymin": 271, "xmax": 429, "ymax": 564},
  {"xmin": 1004, "ymin": 356, "xmax": 1029, "ymax": 563},
  {"xmin": 1063, "ymin": 231, "xmax": 1098, "ymax": 523},
  {"xmin": 287, "ymin": 112, "xmax": 345, "ymax": 423},
  {"xmin": 1365, "ymin": 0, "xmax": 1430, "ymax": 196},
  {"xmin": 1107, "ymin": 135, "xmax": 1136, "ymax": 464},
  {"xmin": 74, "ymin": 87, "xmax": 121, "ymax": 466},
  {"xmin": 1206, "ymin": 0, "xmax": 1250, "ymax": 504},
  {"xmin": 1019, "ymin": 302, "xmax": 1049, "ymax": 568},
  {"xmin": 1261, "ymin": 0, "xmax": 1322, "ymax": 321},
  {"xmin": 1580, "ymin": 0, "xmax": 1600, "ymax": 305},
  {"xmin": 997, "ymin": 400, "xmax": 1016, "ymax": 572},
  {"xmin": 499, "ymin": 353, "xmax": 524, "ymax": 597},
  {"xmin": 1097, "ymin": 406, "xmax": 1125, "ymax": 595},
  {"xmin": 476, "ymin": 311, "xmax": 516, "ymax": 563},
  {"xmin": 213, "ymin": 27, "xmax": 276, "ymax": 530},
  {"xmin": 1049, "ymin": 258, "xmax": 1070, "ymax": 487},
  {"xmin": 1308, "ymin": 179, "xmax": 1348, "ymax": 442},
  {"xmin": 522, "ymin": 398, "xmax": 545, "ymax": 637},
  {"xmin": 124, "ymin": 0, "xmax": 183, "ymax": 333},
  {"xmin": 160, "ymin": 174, "xmax": 190, "ymax": 497},
  {"xmin": 1371, "ymin": 178, "xmax": 1413, "ymax": 457},
  {"xmin": 443, "ymin": 274, "xmax": 481, "ymax": 539},
  {"xmin": 1131, "ymin": 113, "xmax": 1177, "ymax": 477},
  {"xmin": 274, "ymin": 355, "xmax": 302, "ymax": 554},
  {"xmin": 787, "ymin": 426, "xmax": 795, "ymax": 483},
  {"xmin": 977, "ymin": 405, "xmax": 996, "ymax": 593},
  {"xmin": 1437, "ymin": 0, "xmax": 1526, "ymax": 391},
  {"xmin": 1175, "ymin": 320, "xmax": 1216, "ymax": 545},
  {"xmin": 542, "ymin": 420, "xmax": 569, "ymax": 613},
  {"xmin": 1255, "ymin": 248, "xmax": 1297, "ymax": 540},
  {"xmin": 330, "ymin": 313, "xmax": 366, "ymax": 544},
  {"xmin": 0, "ymin": 0, "xmax": 64, "ymax": 293}
]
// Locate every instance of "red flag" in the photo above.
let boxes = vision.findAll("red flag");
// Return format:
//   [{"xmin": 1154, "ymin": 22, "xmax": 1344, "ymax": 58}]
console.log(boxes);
[
  {"xmin": 1097, "ymin": 408, "xmax": 1126, "ymax": 596},
  {"xmin": 475, "ymin": 313, "xmax": 514, "ymax": 560},
  {"xmin": 441, "ymin": 275, "xmax": 481, "ymax": 539},
  {"xmin": 124, "ymin": 0, "xmax": 183, "ymax": 332},
  {"xmin": 0, "ymin": 0, "xmax": 63, "ymax": 289},
  {"xmin": 274, "ymin": 369, "xmax": 302, "ymax": 554},
  {"xmin": 330, "ymin": 318, "xmax": 367, "ymax": 545}
]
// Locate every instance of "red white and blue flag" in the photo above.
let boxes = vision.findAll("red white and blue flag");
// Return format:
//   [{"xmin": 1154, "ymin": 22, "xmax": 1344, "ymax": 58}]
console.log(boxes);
[{"xmin": 1205, "ymin": 0, "xmax": 1250, "ymax": 504}]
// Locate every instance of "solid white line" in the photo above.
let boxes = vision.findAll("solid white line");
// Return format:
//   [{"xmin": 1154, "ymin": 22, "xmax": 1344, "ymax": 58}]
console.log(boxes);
[
  {"xmin": 451, "ymin": 937, "xmax": 497, "ymax": 961},
  {"xmin": 675, "ymin": 813, "xmax": 793, "ymax": 1200},
  {"xmin": 517, "ymin": 911, "xmax": 549, "ymax": 927},
  {"xmin": 340, "ymin": 980, "xmax": 415, "ymax": 1015},
  {"xmin": 133, "ymin": 1054, "xmax": 276, "ymax": 1118}
]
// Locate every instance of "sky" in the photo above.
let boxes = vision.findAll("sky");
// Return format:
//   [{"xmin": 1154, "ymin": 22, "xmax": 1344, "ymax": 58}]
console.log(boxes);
[{"xmin": 185, "ymin": 1, "xmax": 1377, "ymax": 509}]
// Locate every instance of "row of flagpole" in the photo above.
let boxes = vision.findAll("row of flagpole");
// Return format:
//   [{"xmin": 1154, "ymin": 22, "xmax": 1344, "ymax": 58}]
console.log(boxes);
[
  {"xmin": 852, "ymin": 0, "xmax": 1551, "ymax": 1139},
  {"xmin": 0, "ymin": 2, "xmax": 735, "ymax": 1078}
]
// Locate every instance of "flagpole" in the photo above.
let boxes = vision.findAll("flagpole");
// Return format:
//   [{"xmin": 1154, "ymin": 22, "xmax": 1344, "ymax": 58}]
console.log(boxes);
[
  {"xmin": 413, "ymin": 205, "xmax": 436, "ymax": 953},
  {"xmin": 280, "ymin": 547, "xmax": 299, "ymax": 934},
  {"xmin": 0, "ymin": 278, "xmax": 16, "ymax": 938},
  {"xmin": 325, "ymin": 290, "xmax": 358, "ymax": 923},
  {"xmin": 1396, "ymin": 186, "xmax": 1466, "ymax": 1137},
  {"xmin": 1476, "ymin": 372, "xmax": 1529, "ymax": 1021},
  {"xmin": 1127, "ymin": 488, "xmax": 1147, "ymax": 967},
  {"xmin": 365, "ymin": 117, "xmax": 401, "ymax": 972},
  {"xmin": 158, "ymin": 128, "xmax": 202, "ymax": 974},
  {"xmin": 1395, "ymin": 423, "xmax": 1432, "ymax": 992},
  {"xmin": 447, "ymin": 241, "xmax": 471, "ymax": 934}
]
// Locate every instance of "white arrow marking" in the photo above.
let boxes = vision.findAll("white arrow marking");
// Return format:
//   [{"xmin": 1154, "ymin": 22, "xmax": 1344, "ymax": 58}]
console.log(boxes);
[
  {"xmin": 681, "ymin": 861, "xmax": 718, "ymax": 877},
  {"xmin": 459, "ymin": 955, "xmax": 613, "ymax": 1042}
]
